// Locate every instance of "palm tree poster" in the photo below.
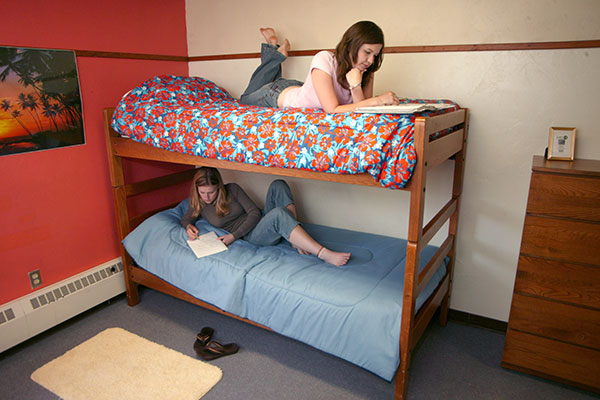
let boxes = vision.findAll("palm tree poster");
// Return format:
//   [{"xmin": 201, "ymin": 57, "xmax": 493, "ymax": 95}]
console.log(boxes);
[{"xmin": 0, "ymin": 46, "xmax": 84, "ymax": 156}]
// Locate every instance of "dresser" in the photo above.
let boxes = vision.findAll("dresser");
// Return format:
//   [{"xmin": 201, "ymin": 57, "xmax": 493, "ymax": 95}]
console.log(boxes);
[{"xmin": 502, "ymin": 155, "xmax": 600, "ymax": 392}]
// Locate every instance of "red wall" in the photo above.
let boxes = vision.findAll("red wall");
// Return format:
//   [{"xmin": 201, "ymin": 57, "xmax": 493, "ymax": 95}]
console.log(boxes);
[{"xmin": 1, "ymin": 0, "xmax": 190, "ymax": 303}]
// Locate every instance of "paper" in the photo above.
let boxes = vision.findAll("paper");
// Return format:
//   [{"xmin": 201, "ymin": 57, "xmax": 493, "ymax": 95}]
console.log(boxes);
[
  {"xmin": 355, "ymin": 103, "xmax": 454, "ymax": 114},
  {"xmin": 187, "ymin": 231, "xmax": 228, "ymax": 258}
]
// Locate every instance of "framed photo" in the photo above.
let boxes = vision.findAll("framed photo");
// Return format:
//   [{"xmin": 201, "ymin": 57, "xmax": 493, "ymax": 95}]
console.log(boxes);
[
  {"xmin": 547, "ymin": 127, "xmax": 576, "ymax": 161},
  {"xmin": 0, "ymin": 46, "xmax": 84, "ymax": 156}
]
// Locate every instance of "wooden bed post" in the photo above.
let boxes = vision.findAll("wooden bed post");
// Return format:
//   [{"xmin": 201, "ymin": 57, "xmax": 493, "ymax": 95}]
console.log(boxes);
[
  {"xmin": 439, "ymin": 110, "xmax": 469, "ymax": 325},
  {"xmin": 103, "ymin": 109, "xmax": 140, "ymax": 306},
  {"xmin": 395, "ymin": 117, "xmax": 429, "ymax": 400}
]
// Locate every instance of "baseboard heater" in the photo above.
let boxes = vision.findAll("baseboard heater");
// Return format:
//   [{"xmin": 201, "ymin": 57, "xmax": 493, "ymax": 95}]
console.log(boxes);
[{"xmin": 0, "ymin": 258, "xmax": 125, "ymax": 353}]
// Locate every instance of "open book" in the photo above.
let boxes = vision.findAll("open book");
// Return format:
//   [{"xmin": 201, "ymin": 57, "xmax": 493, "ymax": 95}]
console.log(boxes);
[
  {"xmin": 355, "ymin": 103, "xmax": 454, "ymax": 114},
  {"xmin": 187, "ymin": 231, "xmax": 228, "ymax": 259}
]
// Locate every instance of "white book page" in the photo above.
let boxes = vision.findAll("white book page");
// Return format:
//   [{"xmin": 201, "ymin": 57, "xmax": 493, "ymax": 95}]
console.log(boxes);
[
  {"xmin": 186, "ymin": 231, "xmax": 228, "ymax": 259},
  {"xmin": 355, "ymin": 103, "xmax": 453, "ymax": 114}
]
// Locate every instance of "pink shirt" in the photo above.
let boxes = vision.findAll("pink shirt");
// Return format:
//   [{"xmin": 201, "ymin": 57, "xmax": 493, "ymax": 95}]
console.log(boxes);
[{"xmin": 282, "ymin": 51, "xmax": 352, "ymax": 109}]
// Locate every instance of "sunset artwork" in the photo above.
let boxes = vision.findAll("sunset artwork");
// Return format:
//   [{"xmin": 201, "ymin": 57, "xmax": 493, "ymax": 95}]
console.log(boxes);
[{"xmin": 0, "ymin": 46, "xmax": 84, "ymax": 156}]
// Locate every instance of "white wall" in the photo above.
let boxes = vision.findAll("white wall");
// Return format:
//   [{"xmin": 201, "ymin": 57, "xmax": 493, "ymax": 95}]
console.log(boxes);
[{"xmin": 185, "ymin": 0, "xmax": 600, "ymax": 321}]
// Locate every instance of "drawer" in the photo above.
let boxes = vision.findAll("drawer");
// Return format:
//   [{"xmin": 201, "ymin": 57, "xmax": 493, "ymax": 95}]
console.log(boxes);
[
  {"xmin": 515, "ymin": 256, "xmax": 600, "ymax": 308},
  {"xmin": 527, "ymin": 172, "xmax": 600, "ymax": 221},
  {"xmin": 502, "ymin": 330, "xmax": 600, "ymax": 391},
  {"xmin": 521, "ymin": 215, "xmax": 600, "ymax": 265},
  {"xmin": 507, "ymin": 293, "xmax": 600, "ymax": 349}
]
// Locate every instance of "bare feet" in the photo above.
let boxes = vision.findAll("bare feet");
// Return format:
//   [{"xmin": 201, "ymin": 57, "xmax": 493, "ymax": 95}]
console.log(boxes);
[
  {"xmin": 260, "ymin": 27, "xmax": 290, "ymax": 57},
  {"xmin": 318, "ymin": 248, "xmax": 351, "ymax": 267}
]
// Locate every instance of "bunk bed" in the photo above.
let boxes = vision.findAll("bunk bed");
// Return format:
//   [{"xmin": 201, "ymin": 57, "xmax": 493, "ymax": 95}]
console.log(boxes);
[{"xmin": 103, "ymin": 75, "xmax": 468, "ymax": 400}]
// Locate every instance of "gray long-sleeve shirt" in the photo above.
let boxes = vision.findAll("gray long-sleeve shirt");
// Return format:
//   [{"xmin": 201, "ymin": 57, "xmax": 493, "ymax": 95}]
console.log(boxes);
[{"xmin": 180, "ymin": 183, "xmax": 261, "ymax": 239}]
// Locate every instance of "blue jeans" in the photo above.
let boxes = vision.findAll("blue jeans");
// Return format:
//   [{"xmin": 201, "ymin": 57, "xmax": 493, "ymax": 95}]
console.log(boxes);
[
  {"xmin": 243, "ymin": 180, "xmax": 299, "ymax": 246},
  {"xmin": 239, "ymin": 43, "xmax": 303, "ymax": 108}
]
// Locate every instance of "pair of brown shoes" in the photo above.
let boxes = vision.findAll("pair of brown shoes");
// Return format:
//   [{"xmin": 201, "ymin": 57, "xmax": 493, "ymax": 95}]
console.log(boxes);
[{"xmin": 194, "ymin": 326, "xmax": 239, "ymax": 360}]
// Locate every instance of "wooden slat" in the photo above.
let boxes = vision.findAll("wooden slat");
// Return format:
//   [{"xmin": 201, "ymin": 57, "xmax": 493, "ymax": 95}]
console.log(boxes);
[
  {"xmin": 411, "ymin": 274, "xmax": 449, "ymax": 349},
  {"xmin": 421, "ymin": 197, "xmax": 457, "ymax": 248},
  {"xmin": 416, "ymin": 236, "xmax": 453, "ymax": 297},
  {"xmin": 527, "ymin": 173, "xmax": 600, "ymax": 222},
  {"xmin": 521, "ymin": 216, "xmax": 600, "ymax": 265},
  {"xmin": 502, "ymin": 330, "xmax": 600, "ymax": 391},
  {"xmin": 515, "ymin": 256, "xmax": 600, "ymax": 309},
  {"xmin": 129, "ymin": 202, "xmax": 183, "ymax": 231},
  {"xmin": 112, "ymin": 136, "xmax": 382, "ymax": 188},
  {"xmin": 424, "ymin": 109, "xmax": 466, "ymax": 135},
  {"xmin": 508, "ymin": 293, "xmax": 600, "ymax": 349},
  {"xmin": 425, "ymin": 128, "xmax": 464, "ymax": 171},
  {"xmin": 124, "ymin": 168, "xmax": 197, "ymax": 197}
]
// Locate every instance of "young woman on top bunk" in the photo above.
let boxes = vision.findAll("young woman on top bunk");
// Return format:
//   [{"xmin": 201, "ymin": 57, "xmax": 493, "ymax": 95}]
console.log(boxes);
[
  {"xmin": 181, "ymin": 167, "xmax": 351, "ymax": 266},
  {"xmin": 239, "ymin": 21, "xmax": 401, "ymax": 113}
]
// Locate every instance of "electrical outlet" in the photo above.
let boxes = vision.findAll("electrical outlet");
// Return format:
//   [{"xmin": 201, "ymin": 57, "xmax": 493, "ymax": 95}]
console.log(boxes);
[{"xmin": 29, "ymin": 269, "xmax": 42, "ymax": 289}]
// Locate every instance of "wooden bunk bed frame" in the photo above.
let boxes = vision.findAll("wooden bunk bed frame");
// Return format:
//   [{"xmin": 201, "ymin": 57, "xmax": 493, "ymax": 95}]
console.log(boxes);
[{"xmin": 103, "ymin": 106, "xmax": 468, "ymax": 400}]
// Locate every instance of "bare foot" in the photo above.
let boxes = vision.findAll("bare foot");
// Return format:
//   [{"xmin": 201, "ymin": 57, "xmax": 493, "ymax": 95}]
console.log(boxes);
[
  {"xmin": 260, "ymin": 27, "xmax": 278, "ymax": 45},
  {"xmin": 278, "ymin": 39, "xmax": 290, "ymax": 57},
  {"xmin": 318, "ymin": 248, "xmax": 351, "ymax": 267}
]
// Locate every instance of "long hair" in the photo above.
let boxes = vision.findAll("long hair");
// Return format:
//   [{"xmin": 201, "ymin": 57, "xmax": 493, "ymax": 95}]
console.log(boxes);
[
  {"xmin": 189, "ymin": 167, "xmax": 229, "ymax": 218},
  {"xmin": 334, "ymin": 21, "xmax": 384, "ymax": 89}
]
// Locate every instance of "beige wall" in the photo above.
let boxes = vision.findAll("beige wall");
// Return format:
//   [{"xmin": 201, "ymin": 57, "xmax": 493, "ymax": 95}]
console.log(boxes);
[{"xmin": 185, "ymin": 0, "xmax": 600, "ymax": 321}]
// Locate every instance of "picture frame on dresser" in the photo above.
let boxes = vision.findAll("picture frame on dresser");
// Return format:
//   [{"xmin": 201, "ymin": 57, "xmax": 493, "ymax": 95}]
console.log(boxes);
[{"xmin": 547, "ymin": 127, "xmax": 576, "ymax": 160}]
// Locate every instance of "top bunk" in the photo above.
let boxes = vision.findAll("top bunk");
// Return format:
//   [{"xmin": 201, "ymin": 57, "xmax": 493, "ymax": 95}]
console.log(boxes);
[{"xmin": 104, "ymin": 75, "xmax": 467, "ymax": 192}]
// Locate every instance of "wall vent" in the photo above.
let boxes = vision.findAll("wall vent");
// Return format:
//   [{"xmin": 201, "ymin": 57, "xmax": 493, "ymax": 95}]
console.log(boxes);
[{"xmin": 0, "ymin": 258, "xmax": 125, "ymax": 353}]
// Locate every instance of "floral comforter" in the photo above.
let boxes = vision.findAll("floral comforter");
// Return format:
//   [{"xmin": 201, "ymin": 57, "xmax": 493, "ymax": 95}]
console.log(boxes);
[{"xmin": 111, "ymin": 75, "xmax": 458, "ymax": 189}]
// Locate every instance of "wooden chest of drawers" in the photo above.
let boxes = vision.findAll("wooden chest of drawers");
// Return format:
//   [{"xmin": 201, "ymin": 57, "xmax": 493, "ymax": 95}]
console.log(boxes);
[{"xmin": 502, "ymin": 155, "xmax": 600, "ymax": 392}]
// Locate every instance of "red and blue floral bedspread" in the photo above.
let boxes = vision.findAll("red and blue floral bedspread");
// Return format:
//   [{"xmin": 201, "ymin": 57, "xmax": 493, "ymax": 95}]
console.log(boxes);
[{"xmin": 111, "ymin": 75, "xmax": 458, "ymax": 189}]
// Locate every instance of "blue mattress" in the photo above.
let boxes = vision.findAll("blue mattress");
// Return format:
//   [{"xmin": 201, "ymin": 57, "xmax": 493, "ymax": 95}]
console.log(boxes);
[{"xmin": 123, "ymin": 199, "xmax": 447, "ymax": 380}]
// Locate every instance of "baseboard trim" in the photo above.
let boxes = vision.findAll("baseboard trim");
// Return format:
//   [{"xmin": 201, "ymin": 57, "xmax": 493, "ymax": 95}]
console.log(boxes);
[{"xmin": 448, "ymin": 309, "xmax": 507, "ymax": 332}]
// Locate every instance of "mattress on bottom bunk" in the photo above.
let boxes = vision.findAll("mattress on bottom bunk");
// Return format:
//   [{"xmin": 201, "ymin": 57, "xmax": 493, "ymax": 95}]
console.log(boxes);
[{"xmin": 122, "ymin": 199, "xmax": 447, "ymax": 381}]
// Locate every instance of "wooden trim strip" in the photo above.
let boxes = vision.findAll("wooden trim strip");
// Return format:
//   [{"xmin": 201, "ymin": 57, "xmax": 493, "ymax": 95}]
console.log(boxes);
[
  {"xmin": 188, "ymin": 49, "xmax": 334, "ymax": 62},
  {"xmin": 385, "ymin": 39, "xmax": 600, "ymax": 54},
  {"xmin": 190, "ymin": 40, "xmax": 600, "ymax": 61},
  {"xmin": 75, "ymin": 50, "xmax": 187, "ymax": 62},
  {"xmin": 5, "ymin": 39, "xmax": 596, "ymax": 63}
]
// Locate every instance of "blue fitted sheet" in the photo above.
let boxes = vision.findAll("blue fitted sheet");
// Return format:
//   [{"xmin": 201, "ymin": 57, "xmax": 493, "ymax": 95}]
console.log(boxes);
[{"xmin": 123, "ymin": 200, "xmax": 447, "ymax": 380}]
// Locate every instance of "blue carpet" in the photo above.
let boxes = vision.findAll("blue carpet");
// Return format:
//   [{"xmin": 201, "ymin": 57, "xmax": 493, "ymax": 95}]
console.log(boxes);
[{"xmin": 1, "ymin": 288, "xmax": 597, "ymax": 400}]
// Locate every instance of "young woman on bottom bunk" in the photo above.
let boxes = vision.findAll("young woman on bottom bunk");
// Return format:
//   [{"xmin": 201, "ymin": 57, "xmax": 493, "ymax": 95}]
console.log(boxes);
[
  {"xmin": 239, "ymin": 21, "xmax": 401, "ymax": 113},
  {"xmin": 181, "ymin": 167, "xmax": 351, "ymax": 266}
]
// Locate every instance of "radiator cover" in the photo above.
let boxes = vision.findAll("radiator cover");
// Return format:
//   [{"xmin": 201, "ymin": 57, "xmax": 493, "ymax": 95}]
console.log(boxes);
[{"xmin": 0, "ymin": 258, "xmax": 125, "ymax": 353}]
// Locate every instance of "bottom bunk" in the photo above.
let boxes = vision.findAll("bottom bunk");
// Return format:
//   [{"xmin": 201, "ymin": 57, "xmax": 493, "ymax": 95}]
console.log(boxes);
[{"xmin": 122, "ymin": 199, "xmax": 450, "ymax": 381}]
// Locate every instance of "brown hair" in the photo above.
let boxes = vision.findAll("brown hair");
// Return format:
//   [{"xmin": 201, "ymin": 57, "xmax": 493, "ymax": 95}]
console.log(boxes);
[
  {"xmin": 189, "ymin": 167, "xmax": 229, "ymax": 217},
  {"xmin": 334, "ymin": 21, "xmax": 384, "ymax": 89}
]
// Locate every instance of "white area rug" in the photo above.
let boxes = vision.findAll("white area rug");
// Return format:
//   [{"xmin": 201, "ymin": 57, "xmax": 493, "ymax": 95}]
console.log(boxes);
[{"xmin": 31, "ymin": 327, "xmax": 222, "ymax": 400}]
